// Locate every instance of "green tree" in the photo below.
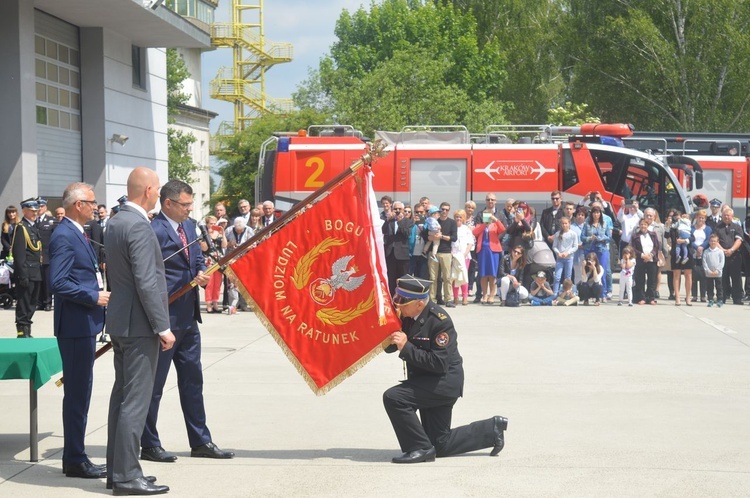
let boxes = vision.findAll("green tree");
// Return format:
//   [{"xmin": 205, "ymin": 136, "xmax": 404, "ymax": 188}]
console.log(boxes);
[
  {"xmin": 166, "ymin": 48, "xmax": 198, "ymax": 182},
  {"xmin": 212, "ymin": 108, "xmax": 332, "ymax": 210},
  {"xmin": 547, "ymin": 102, "xmax": 600, "ymax": 126},
  {"xmin": 443, "ymin": 0, "xmax": 568, "ymax": 123},
  {"xmin": 331, "ymin": 46, "xmax": 505, "ymax": 137},
  {"xmin": 564, "ymin": 0, "xmax": 750, "ymax": 131},
  {"xmin": 167, "ymin": 128, "xmax": 197, "ymax": 183},
  {"xmin": 301, "ymin": 0, "xmax": 508, "ymax": 132}
]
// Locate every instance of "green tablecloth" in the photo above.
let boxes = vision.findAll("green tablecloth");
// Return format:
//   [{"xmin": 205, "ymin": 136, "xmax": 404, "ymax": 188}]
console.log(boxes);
[{"xmin": 0, "ymin": 338, "xmax": 62, "ymax": 390}]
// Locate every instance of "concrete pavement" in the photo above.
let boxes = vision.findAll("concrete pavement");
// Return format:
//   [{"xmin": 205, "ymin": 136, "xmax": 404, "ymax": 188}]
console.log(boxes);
[{"xmin": 1, "ymin": 285, "xmax": 749, "ymax": 497}]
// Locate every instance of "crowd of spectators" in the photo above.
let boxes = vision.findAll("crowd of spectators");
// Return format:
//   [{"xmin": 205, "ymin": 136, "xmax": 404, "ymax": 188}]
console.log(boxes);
[{"xmin": 379, "ymin": 191, "xmax": 750, "ymax": 308}]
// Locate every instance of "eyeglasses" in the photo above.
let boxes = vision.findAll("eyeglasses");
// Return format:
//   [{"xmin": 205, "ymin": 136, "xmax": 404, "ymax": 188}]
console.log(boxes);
[
  {"xmin": 168, "ymin": 198, "xmax": 193, "ymax": 208},
  {"xmin": 551, "ymin": 197, "xmax": 561, "ymax": 201},
  {"xmin": 80, "ymin": 200, "xmax": 98, "ymax": 206},
  {"xmin": 404, "ymin": 210, "xmax": 412, "ymax": 214},
  {"xmin": 441, "ymin": 208, "xmax": 450, "ymax": 211}
]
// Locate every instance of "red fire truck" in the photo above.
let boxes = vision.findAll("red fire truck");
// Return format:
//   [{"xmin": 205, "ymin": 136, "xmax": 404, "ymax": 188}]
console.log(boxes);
[
  {"xmin": 627, "ymin": 131, "xmax": 750, "ymax": 219},
  {"xmin": 257, "ymin": 123, "xmax": 701, "ymax": 217}
]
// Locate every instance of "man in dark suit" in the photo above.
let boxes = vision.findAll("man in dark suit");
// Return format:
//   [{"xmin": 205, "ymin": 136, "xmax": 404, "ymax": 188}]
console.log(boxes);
[
  {"xmin": 50, "ymin": 182, "xmax": 110, "ymax": 479},
  {"xmin": 382, "ymin": 201, "xmax": 414, "ymax": 296},
  {"xmin": 261, "ymin": 200, "xmax": 277, "ymax": 227},
  {"xmin": 140, "ymin": 180, "xmax": 234, "ymax": 464},
  {"xmin": 35, "ymin": 197, "xmax": 57, "ymax": 311},
  {"xmin": 12, "ymin": 198, "xmax": 43, "ymax": 338},
  {"xmin": 105, "ymin": 167, "xmax": 174, "ymax": 495},
  {"xmin": 540, "ymin": 190, "xmax": 564, "ymax": 250},
  {"xmin": 383, "ymin": 275, "xmax": 508, "ymax": 463}
]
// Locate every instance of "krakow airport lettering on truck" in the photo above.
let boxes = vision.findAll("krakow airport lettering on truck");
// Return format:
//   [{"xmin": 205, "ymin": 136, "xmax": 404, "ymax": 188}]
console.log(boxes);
[{"xmin": 257, "ymin": 123, "xmax": 693, "ymax": 219}]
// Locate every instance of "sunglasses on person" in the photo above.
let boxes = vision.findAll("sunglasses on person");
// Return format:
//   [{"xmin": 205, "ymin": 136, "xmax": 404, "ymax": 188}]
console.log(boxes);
[{"xmin": 441, "ymin": 208, "xmax": 450, "ymax": 212}]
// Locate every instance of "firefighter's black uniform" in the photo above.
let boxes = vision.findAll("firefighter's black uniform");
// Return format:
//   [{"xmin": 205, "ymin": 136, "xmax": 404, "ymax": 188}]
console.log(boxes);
[
  {"xmin": 383, "ymin": 275, "xmax": 508, "ymax": 463},
  {"xmin": 36, "ymin": 208, "xmax": 57, "ymax": 310},
  {"xmin": 12, "ymin": 200, "xmax": 43, "ymax": 338}
]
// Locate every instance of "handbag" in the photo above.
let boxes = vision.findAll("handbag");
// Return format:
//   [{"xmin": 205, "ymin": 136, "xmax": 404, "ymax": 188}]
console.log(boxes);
[{"xmin": 505, "ymin": 286, "xmax": 521, "ymax": 307}]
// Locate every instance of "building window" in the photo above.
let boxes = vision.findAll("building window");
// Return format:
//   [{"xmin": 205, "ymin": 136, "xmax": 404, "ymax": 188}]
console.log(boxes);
[
  {"xmin": 132, "ymin": 45, "xmax": 147, "ymax": 90},
  {"xmin": 34, "ymin": 35, "xmax": 81, "ymax": 131}
]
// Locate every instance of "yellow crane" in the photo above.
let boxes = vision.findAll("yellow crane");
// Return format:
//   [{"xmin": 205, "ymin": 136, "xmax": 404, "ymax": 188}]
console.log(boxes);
[{"xmin": 210, "ymin": 0, "xmax": 293, "ymax": 151}]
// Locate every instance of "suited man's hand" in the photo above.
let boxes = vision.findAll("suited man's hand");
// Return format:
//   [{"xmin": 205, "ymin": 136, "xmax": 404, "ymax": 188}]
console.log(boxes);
[
  {"xmin": 97, "ymin": 291, "xmax": 110, "ymax": 307},
  {"xmin": 194, "ymin": 270, "xmax": 210, "ymax": 287},
  {"xmin": 160, "ymin": 331, "xmax": 176, "ymax": 351}
]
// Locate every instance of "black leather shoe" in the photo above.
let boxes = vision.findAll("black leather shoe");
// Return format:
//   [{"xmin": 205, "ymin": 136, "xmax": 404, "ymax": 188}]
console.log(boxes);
[
  {"xmin": 191, "ymin": 441, "xmax": 235, "ymax": 459},
  {"xmin": 140, "ymin": 446, "xmax": 177, "ymax": 463},
  {"xmin": 112, "ymin": 477, "xmax": 168, "ymax": 496},
  {"xmin": 64, "ymin": 460, "xmax": 106, "ymax": 479},
  {"xmin": 107, "ymin": 476, "xmax": 156, "ymax": 490},
  {"xmin": 63, "ymin": 459, "xmax": 106, "ymax": 474},
  {"xmin": 391, "ymin": 446, "xmax": 436, "ymax": 464},
  {"xmin": 490, "ymin": 416, "xmax": 508, "ymax": 456}
]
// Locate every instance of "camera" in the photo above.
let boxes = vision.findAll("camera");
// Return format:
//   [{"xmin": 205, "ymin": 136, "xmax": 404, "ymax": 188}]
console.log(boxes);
[
  {"xmin": 517, "ymin": 208, "xmax": 523, "ymax": 215},
  {"xmin": 589, "ymin": 193, "xmax": 597, "ymax": 202},
  {"xmin": 672, "ymin": 215, "xmax": 679, "ymax": 223}
]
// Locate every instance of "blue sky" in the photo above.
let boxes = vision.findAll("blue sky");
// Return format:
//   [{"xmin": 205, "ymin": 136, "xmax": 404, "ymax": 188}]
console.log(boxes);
[{"xmin": 201, "ymin": 0, "xmax": 368, "ymax": 134}]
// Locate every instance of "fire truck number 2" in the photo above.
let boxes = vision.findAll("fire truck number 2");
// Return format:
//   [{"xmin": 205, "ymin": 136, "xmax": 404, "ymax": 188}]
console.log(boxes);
[{"xmin": 305, "ymin": 157, "xmax": 325, "ymax": 188}]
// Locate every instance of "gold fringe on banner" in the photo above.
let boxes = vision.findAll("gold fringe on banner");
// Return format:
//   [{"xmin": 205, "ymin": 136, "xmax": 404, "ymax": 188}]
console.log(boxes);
[{"xmin": 225, "ymin": 266, "xmax": 388, "ymax": 396}]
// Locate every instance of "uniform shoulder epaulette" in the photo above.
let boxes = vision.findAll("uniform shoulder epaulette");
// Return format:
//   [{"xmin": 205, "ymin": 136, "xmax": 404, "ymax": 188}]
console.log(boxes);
[{"xmin": 429, "ymin": 305, "xmax": 449, "ymax": 321}]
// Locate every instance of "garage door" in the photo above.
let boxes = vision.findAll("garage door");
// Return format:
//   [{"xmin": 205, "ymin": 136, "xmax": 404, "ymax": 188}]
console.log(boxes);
[{"xmin": 34, "ymin": 10, "xmax": 82, "ymax": 197}]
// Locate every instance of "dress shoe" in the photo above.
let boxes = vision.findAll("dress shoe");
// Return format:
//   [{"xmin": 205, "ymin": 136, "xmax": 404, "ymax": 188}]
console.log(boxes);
[
  {"xmin": 112, "ymin": 477, "xmax": 168, "ymax": 496},
  {"xmin": 140, "ymin": 446, "xmax": 177, "ymax": 462},
  {"xmin": 391, "ymin": 446, "xmax": 436, "ymax": 464},
  {"xmin": 190, "ymin": 441, "xmax": 235, "ymax": 459},
  {"xmin": 490, "ymin": 415, "xmax": 509, "ymax": 456},
  {"xmin": 107, "ymin": 476, "xmax": 156, "ymax": 490},
  {"xmin": 63, "ymin": 459, "xmax": 106, "ymax": 474},
  {"xmin": 64, "ymin": 460, "xmax": 106, "ymax": 479}
]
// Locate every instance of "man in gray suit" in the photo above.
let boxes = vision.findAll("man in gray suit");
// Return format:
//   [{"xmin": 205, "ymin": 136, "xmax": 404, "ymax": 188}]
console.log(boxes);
[{"xmin": 105, "ymin": 167, "xmax": 175, "ymax": 496}]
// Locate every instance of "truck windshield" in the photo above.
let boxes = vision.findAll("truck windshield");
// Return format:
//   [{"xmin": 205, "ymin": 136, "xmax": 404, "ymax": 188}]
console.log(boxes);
[{"xmin": 589, "ymin": 148, "xmax": 685, "ymax": 217}]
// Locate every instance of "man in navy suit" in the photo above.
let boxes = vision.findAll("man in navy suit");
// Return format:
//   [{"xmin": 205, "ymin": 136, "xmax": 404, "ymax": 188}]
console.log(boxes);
[
  {"xmin": 50, "ymin": 182, "xmax": 110, "ymax": 478},
  {"xmin": 140, "ymin": 180, "xmax": 234, "ymax": 463}
]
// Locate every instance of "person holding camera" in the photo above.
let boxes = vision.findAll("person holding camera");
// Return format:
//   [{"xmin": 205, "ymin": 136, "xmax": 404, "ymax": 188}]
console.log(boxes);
[
  {"xmin": 581, "ymin": 207, "xmax": 611, "ymax": 301},
  {"xmin": 579, "ymin": 253, "xmax": 604, "ymax": 305}
]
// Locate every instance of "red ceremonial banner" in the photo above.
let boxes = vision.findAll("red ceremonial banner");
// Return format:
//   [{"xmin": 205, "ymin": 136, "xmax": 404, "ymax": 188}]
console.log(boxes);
[{"xmin": 226, "ymin": 166, "xmax": 401, "ymax": 394}]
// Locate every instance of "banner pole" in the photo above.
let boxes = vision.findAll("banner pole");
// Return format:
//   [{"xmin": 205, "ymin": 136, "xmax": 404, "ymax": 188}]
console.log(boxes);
[{"xmin": 56, "ymin": 139, "xmax": 387, "ymax": 387}]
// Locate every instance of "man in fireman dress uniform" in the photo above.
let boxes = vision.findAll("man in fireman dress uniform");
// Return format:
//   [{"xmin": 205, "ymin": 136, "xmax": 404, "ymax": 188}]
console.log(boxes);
[
  {"xmin": 12, "ymin": 198, "xmax": 43, "ymax": 338},
  {"xmin": 383, "ymin": 275, "xmax": 508, "ymax": 463}
]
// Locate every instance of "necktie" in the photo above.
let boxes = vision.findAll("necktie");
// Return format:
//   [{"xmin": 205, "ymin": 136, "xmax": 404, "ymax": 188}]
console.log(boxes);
[
  {"xmin": 84, "ymin": 231, "xmax": 89, "ymax": 243},
  {"xmin": 177, "ymin": 224, "xmax": 189, "ymax": 259}
]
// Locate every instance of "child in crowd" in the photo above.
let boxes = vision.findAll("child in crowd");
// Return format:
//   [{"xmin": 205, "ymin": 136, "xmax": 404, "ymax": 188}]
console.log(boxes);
[
  {"xmin": 554, "ymin": 278, "xmax": 579, "ymax": 306},
  {"xmin": 672, "ymin": 212, "xmax": 692, "ymax": 264},
  {"xmin": 227, "ymin": 277, "xmax": 240, "ymax": 315},
  {"xmin": 422, "ymin": 206, "xmax": 441, "ymax": 262},
  {"xmin": 579, "ymin": 252, "xmax": 604, "ymax": 305},
  {"xmin": 552, "ymin": 216, "xmax": 579, "ymax": 295},
  {"xmin": 529, "ymin": 271, "xmax": 555, "ymax": 306},
  {"xmin": 702, "ymin": 233, "xmax": 725, "ymax": 307},
  {"xmin": 618, "ymin": 246, "xmax": 636, "ymax": 306}
]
